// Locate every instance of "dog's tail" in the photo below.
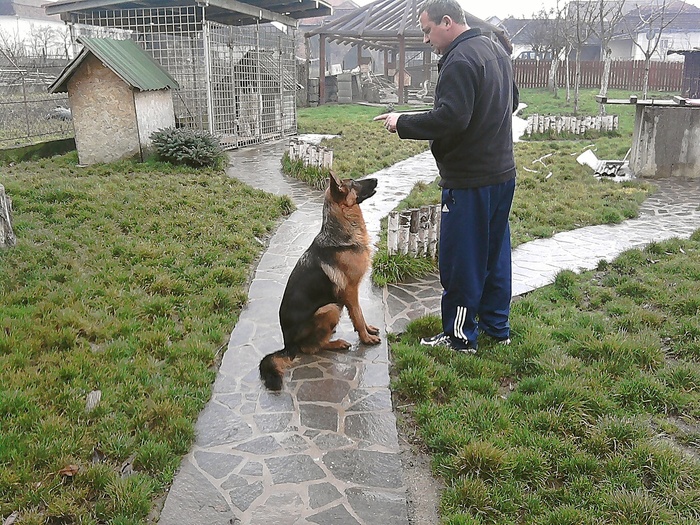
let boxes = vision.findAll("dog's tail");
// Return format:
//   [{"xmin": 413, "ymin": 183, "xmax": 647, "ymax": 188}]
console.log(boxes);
[{"xmin": 259, "ymin": 347, "xmax": 296, "ymax": 391}]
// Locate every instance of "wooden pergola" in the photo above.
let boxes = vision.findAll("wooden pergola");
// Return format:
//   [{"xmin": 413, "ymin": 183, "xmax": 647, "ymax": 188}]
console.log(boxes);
[{"xmin": 304, "ymin": 0, "xmax": 510, "ymax": 104}]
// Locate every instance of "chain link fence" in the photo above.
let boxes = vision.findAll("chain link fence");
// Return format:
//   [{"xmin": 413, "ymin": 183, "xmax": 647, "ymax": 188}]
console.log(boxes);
[{"xmin": 0, "ymin": 54, "xmax": 73, "ymax": 149}]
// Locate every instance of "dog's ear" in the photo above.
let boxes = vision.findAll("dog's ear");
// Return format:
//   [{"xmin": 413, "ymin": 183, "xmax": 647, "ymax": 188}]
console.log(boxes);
[{"xmin": 329, "ymin": 171, "xmax": 345, "ymax": 199}]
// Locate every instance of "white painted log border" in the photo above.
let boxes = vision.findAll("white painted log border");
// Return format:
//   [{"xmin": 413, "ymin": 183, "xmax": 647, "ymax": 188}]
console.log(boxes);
[
  {"xmin": 0, "ymin": 184, "xmax": 16, "ymax": 248},
  {"xmin": 387, "ymin": 204, "xmax": 440, "ymax": 258},
  {"xmin": 288, "ymin": 138, "xmax": 333, "ymax": 169},
  {"xmin": 525, "ymin": 114, "xmax": 618, "ymax": 136}
]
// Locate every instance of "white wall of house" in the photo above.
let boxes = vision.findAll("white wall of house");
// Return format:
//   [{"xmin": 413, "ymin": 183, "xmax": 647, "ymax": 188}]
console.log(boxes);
[
  {"xmin": 611, "ymin": 31, "xmax": 700, "ymax": 62},
  {"xmin": 0, "ymin": 16, "xmax": 70, "ymax": 58}
]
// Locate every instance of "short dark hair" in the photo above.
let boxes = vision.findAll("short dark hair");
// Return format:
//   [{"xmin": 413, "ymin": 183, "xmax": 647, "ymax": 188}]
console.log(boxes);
[{"xmin": 421, "ymin": 0, "xmax": 466, "ymax": 25}]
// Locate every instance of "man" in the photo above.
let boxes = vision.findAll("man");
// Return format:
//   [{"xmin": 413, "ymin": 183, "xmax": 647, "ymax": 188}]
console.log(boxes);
[{"xmin": 374, "ymin": 0, "xmax": 518, "ymax": 352}]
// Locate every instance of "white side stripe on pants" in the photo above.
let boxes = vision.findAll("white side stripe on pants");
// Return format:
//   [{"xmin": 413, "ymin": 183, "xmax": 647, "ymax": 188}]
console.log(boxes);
[{"xmin": 454, "ymin": 306, "xmax": 468, "ymax": 342}]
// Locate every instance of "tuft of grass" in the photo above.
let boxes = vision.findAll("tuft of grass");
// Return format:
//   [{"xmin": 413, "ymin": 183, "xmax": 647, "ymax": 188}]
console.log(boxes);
[
  {"xmin": 295, "ymin": 104, "xmax": 428, "ymax": 180},
  {"xmin": 0, "ymin": 152, "xmax": 292, "ymax": 522},
  {"xmin": 391, "ymin": 233, "xmax": 700, "ymax": 523}
]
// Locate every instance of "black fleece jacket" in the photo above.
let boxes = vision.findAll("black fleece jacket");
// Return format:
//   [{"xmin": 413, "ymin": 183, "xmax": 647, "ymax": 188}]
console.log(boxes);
[{"xmin": 396, "ymin": 28, "xmax": 519, "ymax": 189}]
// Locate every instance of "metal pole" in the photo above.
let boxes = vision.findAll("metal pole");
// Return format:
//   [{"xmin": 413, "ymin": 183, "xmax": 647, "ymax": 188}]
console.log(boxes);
[
  {"xmin": 255, "ymin": 20, "xmax": 262, "ymax": 140},
  {"xmin": 319, "ymin": 35, "xmax": 326, "ymax": 105},
  {"xmin": 202, "ymin": 6, "xmax": 215, "ymax": 134}
]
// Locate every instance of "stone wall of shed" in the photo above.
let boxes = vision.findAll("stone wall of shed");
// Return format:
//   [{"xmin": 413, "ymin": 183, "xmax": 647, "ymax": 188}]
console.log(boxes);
[{"xmin": 68, "ymin": 54, "xmax": 140, "ymax": 165}]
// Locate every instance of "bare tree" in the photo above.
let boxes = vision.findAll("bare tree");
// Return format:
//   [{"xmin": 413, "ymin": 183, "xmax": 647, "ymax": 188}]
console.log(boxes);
[
  {"xmin": 623, "ymin": 0, "xmax": 686, "ymax": 98},
  {"xmin": 530, "ymin": 4, "xmax": 570, "ymax": 98},
  {"xmin": 566, "ymin": 0, "xmax": 598, "ymax": 114},
  {"xmin": 589, "ymin": 0, "xmax": 627, "ymax": 114},
  {"xmin": 0, "ymin": 28, "xmax": 26, "ymax": 61},
  {"xmin": 27, "ymin": 25, "xmax": 70, "ymax": 60}
]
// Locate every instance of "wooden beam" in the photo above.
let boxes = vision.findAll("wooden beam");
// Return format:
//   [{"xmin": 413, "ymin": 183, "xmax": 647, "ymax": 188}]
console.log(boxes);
[
  {"xmin": 319, "ymin": 34, "xmax": 326, "ymax": 105},
  {"xmin": 205, "ymin": 0, "xmax": 298, "ymax": 27},
  {"xmin": 398, "ymin": 34, "xmax": 405, "ymax": 104},
  {"xmin": 45, "ymin": 0, "xmax": 118, "ymax": 15}
]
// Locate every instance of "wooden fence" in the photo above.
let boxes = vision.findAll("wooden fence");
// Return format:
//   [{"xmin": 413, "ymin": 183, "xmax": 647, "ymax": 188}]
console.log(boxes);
[
  {"xmin": 513, "ymin": 59, "xmax": 684, "ymax": 92},
  {"xmin": 386, "ymin": 205, "xmax": 441, "ymax": 257}
]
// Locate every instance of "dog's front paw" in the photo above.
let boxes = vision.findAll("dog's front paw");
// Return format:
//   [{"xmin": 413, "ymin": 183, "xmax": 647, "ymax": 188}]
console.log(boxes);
[
  {"xmin": 360, "ymin": 333, "xmax": 381, "ymax": 345},
  {"xmin": 366, "ymin": 324, "xmax": 380, "ymax": 335}
]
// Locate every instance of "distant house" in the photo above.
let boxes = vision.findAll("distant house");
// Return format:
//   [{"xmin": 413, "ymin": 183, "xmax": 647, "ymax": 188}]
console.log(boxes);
[
  {"xmin": 497, "ymin": 2, "xmax": 700, "ymax": 63},
  {"xmin": 500, "ymin": 17, "xmax": 600, "ymax": 60},
  {"xmin": 610, "ymin": 1, "xmax": 700, "ymax": 61},
  {"xmin": 0, "ymin": 0, "xmax": 70, "ymax": 58}
]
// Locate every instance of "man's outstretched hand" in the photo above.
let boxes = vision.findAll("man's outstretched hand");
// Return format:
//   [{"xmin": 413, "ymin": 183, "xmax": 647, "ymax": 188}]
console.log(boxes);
[{"xmin": 373, "ymin": 113, "xmax": 400, "ymax": 133}]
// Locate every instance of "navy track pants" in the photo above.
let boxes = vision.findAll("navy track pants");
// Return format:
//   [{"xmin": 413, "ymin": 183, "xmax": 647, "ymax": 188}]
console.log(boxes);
[{"xmin": 439, "ymin": 178, "xmax": 515, "ymax": 348}]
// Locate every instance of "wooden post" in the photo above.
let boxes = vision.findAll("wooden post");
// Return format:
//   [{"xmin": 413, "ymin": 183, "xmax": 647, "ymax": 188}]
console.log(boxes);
[
  {"xmin": 422, "ymin": 50, "xmax": 431, "ymax": 86},
  {"xmin": 408, "ymin": 209, "xmax": 419, "ymax": 255},
  {"xmin": 418, "ymin": 206, "xmax": 430, "ymax": 255},
  {"xmin": 319, "ymin": 35, "xmax": 326, "ymax": 105},
  {"xmin": 384, "ymin": 49, "xmax": 389, "ymax": 77},
  {"xmin": 305, "ymin": 36, "xmax": 311, "ymax": 102},
  {"xmin": 398, "ymin": 35, "xmax": 406, "ymax": 104},
  {"xmin": 0, "ymin": 184, "xmax": 16, "ymax": 248}
]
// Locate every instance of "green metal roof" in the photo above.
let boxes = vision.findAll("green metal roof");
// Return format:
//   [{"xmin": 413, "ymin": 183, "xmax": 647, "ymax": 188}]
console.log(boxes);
[{"xmin": 49, "ymin": 37, "xmax": 179, "ymax": 94}]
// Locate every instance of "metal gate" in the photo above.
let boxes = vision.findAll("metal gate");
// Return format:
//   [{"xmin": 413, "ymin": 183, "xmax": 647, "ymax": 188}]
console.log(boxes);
[{"xmin": 68, "ymin": 6, "xmax": 297, "ymax": 149}]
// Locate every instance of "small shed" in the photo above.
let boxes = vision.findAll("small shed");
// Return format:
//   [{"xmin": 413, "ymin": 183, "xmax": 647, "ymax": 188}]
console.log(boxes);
[
  {"xmin": 48, "ymin": 36, "xmax": 179, "ymax": 165},
  {"xmin": 668, "ymin": 49, "xmax": 700, "ymax": 99}
]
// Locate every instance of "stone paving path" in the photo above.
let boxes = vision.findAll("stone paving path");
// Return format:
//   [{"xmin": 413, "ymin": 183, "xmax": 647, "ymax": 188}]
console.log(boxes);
[
  {"xmin": 158, "ymin": 141, "xmax": 437, "ymax": 525},
  {"xmin": 159, "ymin": 139, "xmax": 700, "ymax": 524}
]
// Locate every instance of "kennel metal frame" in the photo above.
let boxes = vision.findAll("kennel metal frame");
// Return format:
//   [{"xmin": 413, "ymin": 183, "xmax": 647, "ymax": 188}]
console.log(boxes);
[{"xmin": 62, "ymin": 5, "xmax": 299, "ymax": 149}]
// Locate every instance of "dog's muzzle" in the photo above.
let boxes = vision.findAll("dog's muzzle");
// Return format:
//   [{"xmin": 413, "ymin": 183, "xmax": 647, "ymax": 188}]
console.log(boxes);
[{"xmin": 355, "ymin": 178, "xmax": 378, "ymax": 204}]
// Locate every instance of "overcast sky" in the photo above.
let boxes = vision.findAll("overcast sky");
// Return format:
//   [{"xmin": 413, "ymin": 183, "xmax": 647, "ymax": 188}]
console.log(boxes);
[{"xmin": 353, "ymin": 0, "xmax": 700, "ymax": 21}]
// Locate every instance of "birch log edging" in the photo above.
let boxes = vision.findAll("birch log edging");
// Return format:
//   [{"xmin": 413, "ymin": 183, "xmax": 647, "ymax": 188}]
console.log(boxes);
[
  {"xmin": 288, "ymin": 138, "xmax": 333, "ymax": 169},
  {"xmin": 387, "ymin": 204, "xmax": 440, "ymax": 257},
  {"xmin": 525, "ymin": 114, "xmax": 618, "ymax": 136},
  {"xmin": 0, "ymin": 184, "xmax": 16, "ymax": 248}
]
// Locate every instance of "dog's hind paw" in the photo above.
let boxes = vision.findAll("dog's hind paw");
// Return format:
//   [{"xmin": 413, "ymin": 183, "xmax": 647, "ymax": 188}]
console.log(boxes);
[{"xmin": 366, "ymin": 324, "xmax": 380, "ymax": 335}]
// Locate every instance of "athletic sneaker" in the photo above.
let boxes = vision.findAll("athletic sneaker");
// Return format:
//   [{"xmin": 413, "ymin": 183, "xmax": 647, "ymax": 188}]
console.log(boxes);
[
  {"xmin": 498, "ymin": 337, "xmax": 511, "ymax": 345},
  {"xmin": 420, "ymin": 332, "xmax": 476, "ymax": 354}
]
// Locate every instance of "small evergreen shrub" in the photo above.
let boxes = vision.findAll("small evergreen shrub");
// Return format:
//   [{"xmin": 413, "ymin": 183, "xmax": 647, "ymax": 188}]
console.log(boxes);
[{"xmin": 150, "ymin": 127, "xmax": 225, "ymax": 168}]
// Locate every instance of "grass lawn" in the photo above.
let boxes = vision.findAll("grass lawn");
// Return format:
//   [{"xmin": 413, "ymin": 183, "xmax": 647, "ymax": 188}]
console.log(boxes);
[
  {"xmin": 1, "ymin": 86, "xmax": 691, "ymax": 523},
  {"xmin": 377, "ymin": 89, "xmax": 700, "ymax": 523},
  {"xmin": 392, "ymin": 234, "xmax": 700, "ymax": 524},
  {"xmin": 0, "ymin": 154, "xmax": 292, "ymax": 523}
]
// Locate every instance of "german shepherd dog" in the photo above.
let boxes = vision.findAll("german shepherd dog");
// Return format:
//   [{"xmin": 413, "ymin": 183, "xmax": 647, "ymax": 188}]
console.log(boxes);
[{"xmin": 259, "ymin": 172, "xmax": 381, "ymax": 390}]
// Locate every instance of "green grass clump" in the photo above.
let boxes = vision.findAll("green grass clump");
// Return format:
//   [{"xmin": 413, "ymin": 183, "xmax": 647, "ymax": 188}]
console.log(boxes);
[
  {"xmin": 0, "ymin": 152, "xmax": 292, "ymax": 522},
  {"xmin": 392, "ymin": 233, "xmax": 700, "ymax": 524},
  {"xmin": 295, "ymin": 104, "xmax": 428, "ymax": 180}
]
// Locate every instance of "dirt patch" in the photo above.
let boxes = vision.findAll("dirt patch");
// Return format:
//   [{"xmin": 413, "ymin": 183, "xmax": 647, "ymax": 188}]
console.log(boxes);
[{"xmin": 394, "ymin": 403, "xmax": 444, "ymax": 524}]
